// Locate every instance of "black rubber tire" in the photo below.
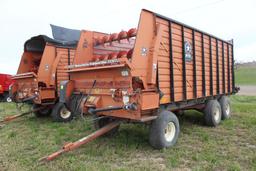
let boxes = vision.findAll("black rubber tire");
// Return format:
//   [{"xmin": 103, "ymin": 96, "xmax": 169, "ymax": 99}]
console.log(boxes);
[
  {"xmin": 51, "ymin": 102, "xmax": 74, "ymax": 122},
  {"xmin": 93, "ymin": 115, "xmax": 120, "ymax": 136},
  {"xmin": 33, "ymin": 104, "xmax": 51, "ymax": 117},
  {"xmin": 149, "ymin": 110, "xmax": 180, "ymax": 149},
  {"xmin": 3, "ymin": 92, "xmax": 12, "ymax": 102},
  {"xmin": 219, "ymin": 96, "xmax": 231, "ymax": 120},
  {"xmin": 203, "ymin": 100, "xmax": 222, "ymax": 127}
]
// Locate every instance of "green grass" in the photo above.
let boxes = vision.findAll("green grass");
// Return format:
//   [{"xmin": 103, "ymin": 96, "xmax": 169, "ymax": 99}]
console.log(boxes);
[
  {"xmin": 235, "ymin": 66, "xmax": 256, "ymax": 85},
  {"xmin": 0, "ymin": 96, "xmax": 256, "ymax": 171}
]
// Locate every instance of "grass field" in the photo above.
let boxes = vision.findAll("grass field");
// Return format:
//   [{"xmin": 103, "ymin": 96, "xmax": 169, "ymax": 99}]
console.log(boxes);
[
  {"xmin": 0, "ymin": 96, "xmax": 255, "ymax": 171},
  {"xmin": 235, "ymin": 65, "xmax": 256, "ymax": 85}
]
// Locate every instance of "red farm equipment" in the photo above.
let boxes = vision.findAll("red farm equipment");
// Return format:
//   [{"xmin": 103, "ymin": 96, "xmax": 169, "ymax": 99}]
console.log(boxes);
[{"xmin": 0, "ymin": 73, "xmax": 14, "ymax": 102}]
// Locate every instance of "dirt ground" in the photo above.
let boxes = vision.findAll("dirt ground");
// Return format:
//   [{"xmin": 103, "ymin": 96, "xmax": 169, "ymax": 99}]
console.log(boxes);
[{"xmin": 237, "ymin": 85, "xmax": 256, "ymax": 96}]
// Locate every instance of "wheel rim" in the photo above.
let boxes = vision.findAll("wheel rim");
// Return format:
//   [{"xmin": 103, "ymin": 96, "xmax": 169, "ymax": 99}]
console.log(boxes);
[
  {"xmin": 60, "ymin": 106, "xmax": 71, "ymax": 119},
  {"xmin": 213, "ymin": 107, "xmax": 221, "ymax": 122},
  {"xmin": 164, "ymin": 122, "xmax": 176, "ymax": 142},
  {"xmin": 225, "ymin": 103, "xmax": 230, "ymax": 116},
  {"xmin": 6, "ymin": 97, "xmax": 12, "ymax": 103}
]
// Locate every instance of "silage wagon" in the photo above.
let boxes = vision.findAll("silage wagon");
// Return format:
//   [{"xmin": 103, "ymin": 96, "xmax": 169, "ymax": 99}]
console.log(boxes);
[
  {"xmin": 40, "ymin": 9, "xmax": 238, "ymax": 161},
  {"xmin": 9, "ymin": 26, "xmax": 79, "ymax": 121}
]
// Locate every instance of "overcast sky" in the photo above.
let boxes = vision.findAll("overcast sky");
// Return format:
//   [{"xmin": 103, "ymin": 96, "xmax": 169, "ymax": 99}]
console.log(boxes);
[{"xmin": 0, "ymin": 0, "xmax": 255, "ymax": 74}]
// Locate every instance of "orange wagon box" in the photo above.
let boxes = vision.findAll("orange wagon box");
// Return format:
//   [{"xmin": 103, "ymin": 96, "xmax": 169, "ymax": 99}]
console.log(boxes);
[
  {"xmin": 10, "ymin": 25, "xmax": 79, "ymax": 120},
  {"xmin": 56, "ymin": 9, "xmax": 237, "ymax": 149}
]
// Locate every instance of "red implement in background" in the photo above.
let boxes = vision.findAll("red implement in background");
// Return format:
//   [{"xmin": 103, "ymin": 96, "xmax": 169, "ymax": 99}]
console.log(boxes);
[{"xmin": 0, "ymin": 73, "xmax": 14, "ymax": 102}]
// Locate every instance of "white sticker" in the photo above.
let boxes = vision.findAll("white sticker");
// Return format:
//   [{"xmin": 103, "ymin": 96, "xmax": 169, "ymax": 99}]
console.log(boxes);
[
  {"xmin": 141, "ymin": 47, "xmax": 148, "ymax": 56},
  {"xmin": 121, "ymin": 70, "xmax": 129, "ymax": 77},
  {"xmin": 153, "ymin": 63, "xmax": 157, "ymax": 71},
  {"xmin": 45, "ymin": 64, "xmax": 49, "ymax": 71},
  {"xmin": 122, "ymin": 95, "xmax": 130, "ymax": 105}
]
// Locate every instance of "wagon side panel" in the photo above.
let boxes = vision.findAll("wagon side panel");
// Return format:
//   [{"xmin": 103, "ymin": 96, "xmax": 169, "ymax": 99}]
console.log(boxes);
[
  {"xmin": 156, "ymin": 17, "xmax": 171, "ymax": 104},
  {"xmin": 156, "ymin": 17, "xmax": 236, "ymax": 104},
  {"xmin": 195, "ymin": 32, "xmax": 203, "ymax": 98},
  {"xmin": 171, "ymin": 23, "xmax": 184, "ymax": 102},
  {"xmin": 56, "ymin": 48, "xmax": 75, "ymax": 94},
  {"xmin": 183, "ymin": 27, "xmax": 194, "ymax": 100}
]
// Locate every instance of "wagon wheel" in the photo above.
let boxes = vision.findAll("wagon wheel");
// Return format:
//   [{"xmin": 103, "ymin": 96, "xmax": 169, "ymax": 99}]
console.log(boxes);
[
  {"xmin": 204, "ymin": 100, "xmax": 222, "ymax": 126},
  {"xmin": 51, "ymin": 102, "xmax": 74, "ymax": 122},
  {"xmin": 219, "ymin": 96, "xmax": 231, "ymax": 120},
  {"xmin": 149, "ymin": 110, "xmax": 180, "ymax": 149}
]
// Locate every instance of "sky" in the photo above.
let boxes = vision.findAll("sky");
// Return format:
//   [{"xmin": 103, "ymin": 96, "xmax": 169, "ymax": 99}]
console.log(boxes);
[{"xmin": 0, "ymin": 0, "xmax": 255, "ymax": 74}]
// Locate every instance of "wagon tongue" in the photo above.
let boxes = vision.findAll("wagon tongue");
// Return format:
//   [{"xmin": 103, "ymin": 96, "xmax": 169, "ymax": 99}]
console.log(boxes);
[
  {"xmin": 39, "ymin": 120, "xmax": 121, "ymax": 162},
  {"xmin": 0, "ymin": 106, "xmax": 46, "ymax": 127}
]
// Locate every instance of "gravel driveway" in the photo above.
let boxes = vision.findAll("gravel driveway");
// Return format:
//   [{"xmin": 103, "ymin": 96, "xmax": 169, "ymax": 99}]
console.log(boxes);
[{"xmin": 237, "ymin": 85, "xmax": 256, "ymax": 96}]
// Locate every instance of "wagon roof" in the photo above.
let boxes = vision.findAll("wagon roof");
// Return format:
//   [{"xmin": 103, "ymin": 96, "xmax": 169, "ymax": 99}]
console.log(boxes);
[
  {"xmin": 50, "ymin": 24, "xmax": 80, "ymax": 43},
  {"xmin": 24, "ymin": 35, "xmax": 78, "ymax": 52},
  {"xmin": 24, "ymin": 25, "xmax": 80, "ymax": 52}
]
